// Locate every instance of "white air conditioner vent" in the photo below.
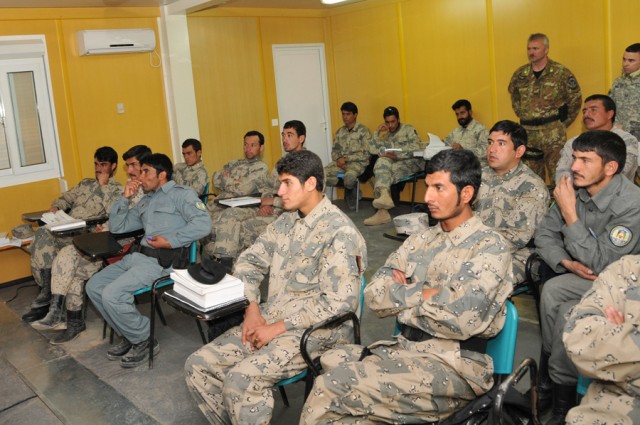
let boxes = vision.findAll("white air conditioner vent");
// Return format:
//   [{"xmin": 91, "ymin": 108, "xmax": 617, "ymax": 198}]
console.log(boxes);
[{"xmin": 77, "ymin": 29, "xmax": 156, "ymax": 56}]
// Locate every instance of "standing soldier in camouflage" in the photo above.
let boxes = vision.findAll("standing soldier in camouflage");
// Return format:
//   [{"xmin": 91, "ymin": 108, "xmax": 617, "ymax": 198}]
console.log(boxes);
[
  {"xmin": 563, "ymin": 255, "xmax": 640, "ymax": 425},
  {"xmin": 323, "ymin": 101, "xmax": 372, "ymax": 210},
  {"xmin": 609, "ymin": 43, "xmax": 640, "ymax": 148},
  {"xmin": 173, "ymin": 138, "xmax": 209, "ymax": 196},
  {"xmin": 535, "ymin": 131, "xmax": 640, "ymax": 424},
  {"xmin": 185, "ymin": 150, "xmax": 367, "ymax": 425},
  {"xmin": 202, "ymin": 131, "xmax": 270, "ymax": 269},
  {"xmin": 443, "ymin": 99, "xmax": 490, "ymax": 166},
  {"xmin": 556, "ymin": 94, "xmax": 638, "ymax": 183},
  {"xmin": 32, "ymin": 145, "xmax": 151, "ymax": 344},
  {"xmin": 364, "ymin": 106, "xmax": 423, "ymax": 226},
  {"xmin": 301, "ymin": 149, "xmax": 513, "ymax": 424},
  {"xmin": 474, "ymin": 120, "xmax": 549, "ymax": 284},
  {"xmin": 21, "ymin": 147, "xmax": 123, "ymax": 323},
  {"xmin": 509, "ymin": 33, "xmax": 582, "ymax": 184}
]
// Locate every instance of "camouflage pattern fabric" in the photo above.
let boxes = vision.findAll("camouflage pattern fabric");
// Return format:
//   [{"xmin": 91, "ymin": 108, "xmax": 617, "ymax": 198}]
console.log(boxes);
[
  {"xmin": 185, "ymin": 196, "xmax": 367, "ymax": 425},
  {"xmin": 556, "ymin": 128, "xmax": 638, "ymax": 183},
  {"xmin": 443, "ymin": 119, "xmax": 490, "ymax": 166},
  {"xmin": 174, "ymin": 161, "xmax": 208, "ymax": 196},
  {"xmin": 30, "ymin": 178, "xmax": 122, "ymax": 286},
  {"xmin": 205, "ymin": 158, "xmax": 270, "ymax": 257},
  {"xmin": 369, "ymin": 123, "xmax": 423, "ymax": 196},
  {"xmin": 563, "ymin": 255, "xmax": 640, "ymax": 425},
  {"xmin": 509, "ymin": 58, "xmax": 582, "ymax": 182},
  {"xmin": 50, "ymin": 185, "xmax": 144, "ymax": 312},
  {"xmin": 325, "ymin": 123, "xmax": 372, "ymax": 189},
  {"xmin": 609, "ymin": 69, "xmax": 640, "ymax": 142},
  {"xmin": 300, "ymin": 215, "xmax": 513, "ymax": 424},
  {"xmin": 474, "ymin": 162, "xmax": 550, "ymax": 282}
]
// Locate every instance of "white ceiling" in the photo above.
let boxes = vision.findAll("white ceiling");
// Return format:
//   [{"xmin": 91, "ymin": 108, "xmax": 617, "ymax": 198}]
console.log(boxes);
[{"xmin": 0, "ymin": 0, "xmax": 357, "ymax": 8}]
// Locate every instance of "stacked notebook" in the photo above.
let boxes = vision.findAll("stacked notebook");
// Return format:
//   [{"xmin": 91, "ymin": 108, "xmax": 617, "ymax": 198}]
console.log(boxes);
[
  {"xmin": 41, "ymin": 210, "xmax": 86, "ymax": 232},
  {"xmin": 169, "ymin": 268, "xmax": 245, "ymax": 312}
]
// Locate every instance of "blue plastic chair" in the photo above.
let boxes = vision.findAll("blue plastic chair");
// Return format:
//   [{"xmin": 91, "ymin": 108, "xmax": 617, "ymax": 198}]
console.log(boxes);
[
  {"xmin": 577, "ymin": 374, "xmax": 592, "ymax": 397},
  {"xmin": 275, "ymin": 271, "xmax": 367, "ymax": 407},
  {"xmin": 335, "ymin": 172, "xmax": 360, "ymax": 212}
]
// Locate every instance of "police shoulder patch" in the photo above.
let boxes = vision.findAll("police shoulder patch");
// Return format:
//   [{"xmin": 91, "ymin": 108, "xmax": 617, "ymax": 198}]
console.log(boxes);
[
  {"xmin": 195, "ymin": 201, "xmax": 206, "ymax": 211},
  {"xmin": 567, "ymin": 77, "xmax": 578, "ymax": 90},
  {"xmin": 609, "ymin": 225, "xmax": 632, "ymax": 247}
]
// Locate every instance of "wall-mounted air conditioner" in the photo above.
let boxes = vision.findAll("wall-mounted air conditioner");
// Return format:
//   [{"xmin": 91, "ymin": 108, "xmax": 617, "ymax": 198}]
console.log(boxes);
[{"xmin": 77, "ymin": 29, "xmax": 156, "ymax": 56}]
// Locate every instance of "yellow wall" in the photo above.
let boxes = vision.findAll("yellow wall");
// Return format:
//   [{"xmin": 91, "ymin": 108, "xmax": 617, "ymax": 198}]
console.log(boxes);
[
  {"xmin": 0, "ymin": 8, "xmax": 171, "ymax": 283},
  {"xmin": 189, "ymin": 0, "xmax": 640, "ymax": 201}
]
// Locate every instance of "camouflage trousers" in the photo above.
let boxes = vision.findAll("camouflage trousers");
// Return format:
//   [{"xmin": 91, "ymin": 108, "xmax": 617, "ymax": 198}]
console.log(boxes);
[
  {"xmin": 51, "ymin": 245, "xmax": 103, "ymax": 311},
  {"xmin": 185, "ymin": 325, "xmax": 320, "ymax": 425},
  {"xmin": 301, "ymin": 343, "xmax": 477, "ymax": 424},
  {"xmin": 566, "ymin": 381, "xmax": 640, "ymax": 425},
  {"xmin": 512, "ymin": 247, "xmax": 532, "ymax": 284},
  {"xmin": 204, "ymin": 207, "xmax": 281, "ymax": 259},
  {"xmin": 372, "ymin": 157, "xmax": 423, "ymax": 198},
  {"xmin": 522, "ymin": 121, "xmax": 566, "ymax": 184},
  {"xmin": 30, "ymin": 227, "xmax": 74, "ymax": 286},
  {"xmin": 324, "ymin": 160, "xmax": 368, "ymax": 189}
]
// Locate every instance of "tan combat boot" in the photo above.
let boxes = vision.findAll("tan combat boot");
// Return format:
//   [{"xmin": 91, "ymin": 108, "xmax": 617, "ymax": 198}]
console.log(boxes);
[
  {"xmin": 364, "ymin": 209, "xmax": 391, "ymax": 226},
  {"xmin": 372, "ymin": 188, "xmax": 394, "ymax": 210}
]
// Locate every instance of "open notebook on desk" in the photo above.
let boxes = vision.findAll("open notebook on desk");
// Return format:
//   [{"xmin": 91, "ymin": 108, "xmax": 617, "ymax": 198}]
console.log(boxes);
[
  {"xmin": 217, "ymin": 196, "xmax": 261, "ymax": 208},
  {"xmin": 42, "ymin": 210, "xmax": 87, "ymax": 232}
]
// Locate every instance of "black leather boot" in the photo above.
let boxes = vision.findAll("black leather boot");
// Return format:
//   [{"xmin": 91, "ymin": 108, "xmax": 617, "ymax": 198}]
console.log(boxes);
[
  {"xmin": 32, "ymin": 294, "xmax": 65, "ymax": 330},
  {"xmin": 547, "ymin": 383, "xmax": 577, "ymax": 425},
  {"xmin": 50, "ymin": 310, "xmax": 85, "ymax": 344},
  {"xmin": 32, "ymin": 268, "xmax": 52, "ymax": 308},
  {"xmin": 537, "ymin": 350, "xmax": 553, "ymax": 413},
  {"xmin": 21, "ymin": 305, "xmax": 49, "ymax": 322}
]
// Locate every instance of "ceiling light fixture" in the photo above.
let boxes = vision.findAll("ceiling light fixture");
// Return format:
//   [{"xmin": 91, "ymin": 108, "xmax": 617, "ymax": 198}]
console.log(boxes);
[{"xmin": 321, "ymin": 0, "xmax": 349, "ymax": 4}]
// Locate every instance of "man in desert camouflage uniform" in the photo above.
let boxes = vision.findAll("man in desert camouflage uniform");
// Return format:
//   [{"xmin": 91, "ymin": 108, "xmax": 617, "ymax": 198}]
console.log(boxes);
[
  {"xmin": 21, "ymin": 147, "xmax": 123, "ymax": 323},
  {"xmin": 535, "ymin": 131, "xmax": 640, "ymax": 424},
  {"xmin": 173, "ymin": 138, "xmax": 208, "ymax": 196},
  {"xmin": 202, "ymin": 131, "xmax": 269, "ymax": 268},
  {"xmin": 475, "ymin": 120, "xmax": 549, "ymax": 283},
  {"xmin": 301, "ymin": 149, "xmax": 513, "ymax": 424},
  {"xmin": 323, "ymin": 101, "xmax": 371, "ymax": 210},
  {"xmin": 185, "ymin": 150, "xmax": 367, "ymax": 425},
  {"xmin": 364, "ymin": 106, "xmax": 423, "ymax": 226},
  {"xmin": 563, "ymin": 255, "xmax": 640, "ymax": 425},
  {"xmin": 229, "ymin": 120, "xmax": 307, "ymax": 262},
  {"xmin": 556, "ymin": 94, "xmax": 638, "ymax": 183},
  {"xmin": 32, "ymin": 145, "xmax": 151, "ymax": 344},
  {"xmin": 443, "ymin": 99, "xmax": 490, "ymax": 166},
  {"xmin": 609, "ymin": 43, "xmax": 640, "ymax": 145},
  {"xmin": 509, "ymin": 33, "xmax": 582, "ymax": 184}
]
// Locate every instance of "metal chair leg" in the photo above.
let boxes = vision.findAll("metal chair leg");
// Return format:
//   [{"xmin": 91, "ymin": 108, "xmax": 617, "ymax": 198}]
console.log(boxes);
[
  {"xmin": 196, "ymin": 319, "xmax": 208, "ymax": 344},
  {"xmin": 278, "ymin": 386, "xmax": 290, "ymax": 407}
]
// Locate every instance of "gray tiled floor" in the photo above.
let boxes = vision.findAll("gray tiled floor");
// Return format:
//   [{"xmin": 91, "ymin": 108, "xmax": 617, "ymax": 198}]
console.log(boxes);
[{"xmin": 0, "ymin": 198, "xmax": 541, "ymax": 424}]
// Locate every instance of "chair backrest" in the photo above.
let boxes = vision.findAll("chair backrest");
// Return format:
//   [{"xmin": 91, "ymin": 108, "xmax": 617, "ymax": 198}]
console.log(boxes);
[
  {"xmin": 358, "ymin": 274, "xmax": 366, "ymax": 320},
  {"xmin": 577, "ymin": 375, "xmax": 592, "ymax": 396},
  {"xmin": 486, "ymin": 300, "xmax": 518, "ymax": 375}
]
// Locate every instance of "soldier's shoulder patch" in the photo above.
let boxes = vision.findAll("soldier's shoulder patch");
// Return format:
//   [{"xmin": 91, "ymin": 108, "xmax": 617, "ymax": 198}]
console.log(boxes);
[
  {"xmin": 567, "ymin": 76, "xmax": 578, "ymax": 90},
  {"xmin": 195, "ymin": 201, "xmax": 206, "ymax": 211},
  {"xmin": 609, "ymin": 225, "xmax": 632, "ymax": 247}
]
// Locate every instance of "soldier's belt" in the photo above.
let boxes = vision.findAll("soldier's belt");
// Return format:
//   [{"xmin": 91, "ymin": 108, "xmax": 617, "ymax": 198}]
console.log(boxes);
[
  {"xmin": 138, "ymin": 245, "xmax": 189, "ymax": 269},
  {"xmin": 520, "ymin": 115, "xmax": 560, "ymax": 126},
  {"xmin": 400, "ymin": 325, "xmax": 487, "ymax": 354}
]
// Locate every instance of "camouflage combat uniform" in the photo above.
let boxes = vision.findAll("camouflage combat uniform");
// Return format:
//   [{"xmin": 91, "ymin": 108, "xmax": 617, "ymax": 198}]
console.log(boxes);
[
  {"xmin": 203, "ymin": 157, "xmax": 269, "ymax": 258},
  {"xmin": 509, "ymin": 58, "xmax": 582, "ymax": 183},
  {"xmin": 324, "ymin": 123, "xmax": 372, "ymax": 189},
  {"xmin": 535, "ymin": 174, "xmax": 640, "ymax": 386},
  {"xmin": 443, "ymin": 119, "xmax": 490, "ymax": 166},
  {"xmin": 50, "ymin": 185, "xmax": 144, "ymax": 312},
  {"xmin": 474, "ymin": 162, "xmax": 550, "ymax": 283},
  {"xmin": 173, "ymin": 161, "xmax": 209, "ymax": 196},
  {"xmin": 300, "ymin": 215, "xmax": 513, "ymax": 424},
  {"xmin": 556, "ymin": 128, "xmax": 638, "ymax": 183},
  {"xmin": 369, "ymin": 123, "xmax": 423, "ymax": 198},
  {"xmin": 30, "ymin": 178, "xmax": 122, "ymax": 286},
  {"xmin": 609, "ymin": 68, "xmax": 640, "ymax": 142},
  {"xmin": 563, "ymin": 255, "xmax": 640, "ymax": 425},
  {"xmin": 185, "ymin": 196, "xmax": 367, "ymax": 425}
]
